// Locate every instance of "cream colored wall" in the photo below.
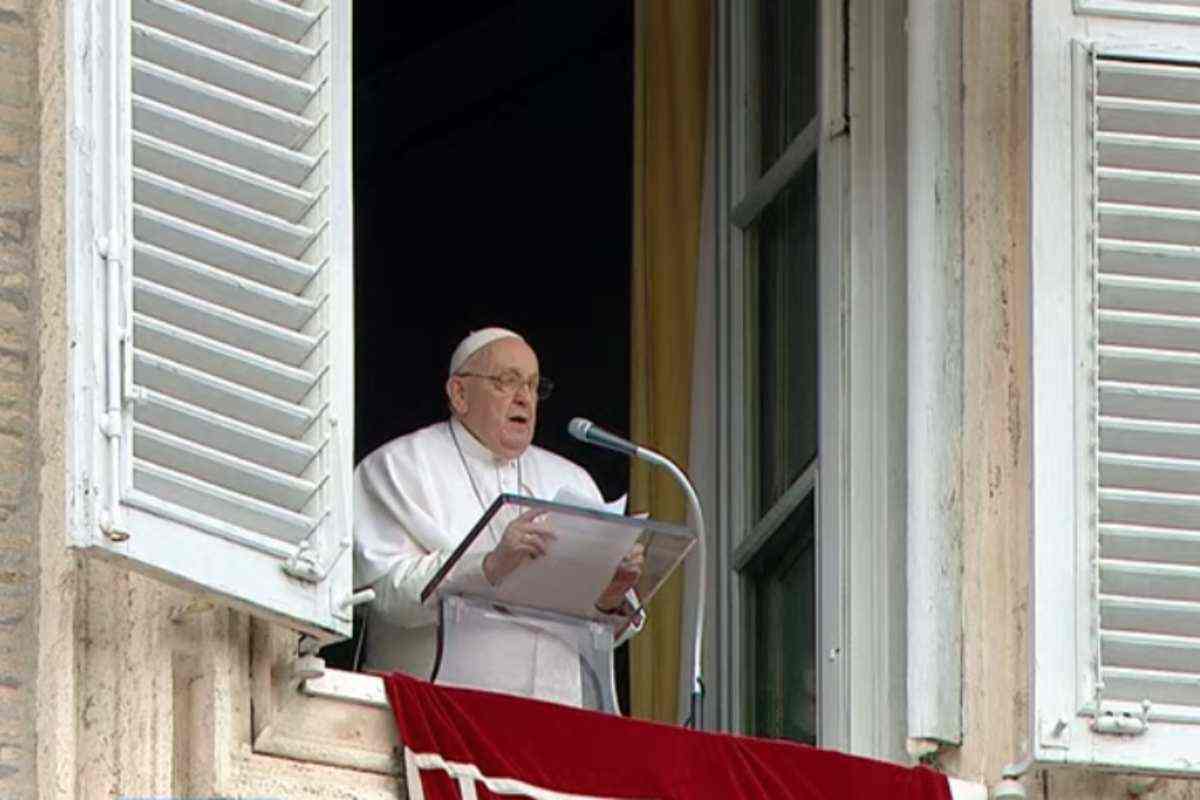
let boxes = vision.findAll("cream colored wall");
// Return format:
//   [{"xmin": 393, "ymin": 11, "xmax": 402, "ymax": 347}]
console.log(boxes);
[
  {"xmin": 0, "ymin": 0, "xmax": 38, "ymax": 795},
  {"xmin": 948, "ymin": 2, "xmax": 1199, "ymax": 798}
]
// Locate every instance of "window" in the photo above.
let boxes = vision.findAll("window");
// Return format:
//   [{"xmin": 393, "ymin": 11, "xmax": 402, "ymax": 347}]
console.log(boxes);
[
  {"xmin": 713, "ymin": 0, "xmax": 908, "ymax": 758},
  {"xmin": 67, "ymin": 0, "xmax": 356, "ymax": 640},
  {"xmin": 1031, "ymin": 2, "xmax": 1200, "ymax": 774},
  {"xmin": 731, "ymin": 0, "xmax": 821, "ymax": 742}
]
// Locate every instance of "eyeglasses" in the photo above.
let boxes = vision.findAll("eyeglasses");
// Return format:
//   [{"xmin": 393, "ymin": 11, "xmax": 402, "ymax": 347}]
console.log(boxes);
[{"xmin": 455, "ymin": 371, "xmax": 554, "ymax": 400}]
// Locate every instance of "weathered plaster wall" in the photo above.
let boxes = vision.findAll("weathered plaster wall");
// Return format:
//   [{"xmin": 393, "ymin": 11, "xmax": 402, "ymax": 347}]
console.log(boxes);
[
  {"xmin": 951, "ymin": 2, "xmax": 1199, "ymax": 797},
  {"xmin": 0, "ymin": 0, "xmax": 39, "ymax": 796}
]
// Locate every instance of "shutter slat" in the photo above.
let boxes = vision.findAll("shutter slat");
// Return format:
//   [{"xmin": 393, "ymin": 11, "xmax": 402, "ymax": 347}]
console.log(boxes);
[
  {"xmin": 185, "ymin": 0, "xmax": 321, "ymax": 43},
  {"xmin": 1101, "ymin": 489, "xmax": 1200, "ymax": 530},
  {"xmin": 1099, "ymin": 310, "xmax": 1200, "ymax": 353},
  {"xmin": 1099, "ymin": 275, "xmax": 1200, "ymax": 318},
  {"xmin": 1100, "ymin": 452, "xmax": 1200, "ymax": 494},
  {"xmin": 132, "ymin": 313, "xmax": 318, "ymax": 404},
  {"xmin": 133, "ymin": 243, "xmax": 318, "ymax": 331},
  {"xmin": 133, "ymin": 423, "xmax": 318, "ymax": 511},
  {"xmin": 133, "ymin": 168, "xmax": 318, "ymax": 258},
  {"xmin": 133, "ymin": 58, "xmax": 315, "ymax": 150},
  {"xmin": 133, "ymin": 350, "xmax": 318, "ymax": 438},
  {"xmin": 132, "ymin": 458, "xmax": 314, "ymax": 544},
  {"xmin": 1098, "ymin": 168, "xmax": 1200, "ymax": 210},
  {"xmin": 133, "ymin": 389, "xmax": 318, "ymax": 475},
  {"xmin": 1102, "ymin": 630, "xmax": 1200, "ymax": 676},
  {"xmin": 133, "ymin": 132, "xmax": 317, "ymax": 223},
  {"xmin": 1099, "ymin": 345, "xmax": 1200, "ymax": 389},
  {"xmin": 1098, "ymin": 59, "xmax": 1200, "ymax": 105},
  {"xmin": 132, "ymin": 22, "xmax": 317, "ymax": 114},
  {"xmin": 131, "ymin": 0, "xmax": 318, "ymax": 78},
  {"xmin": 1100, "ymin": 416, "xmax": 1200, "ymax": 459},
  {"xmin": 132, "ymin": 277, "xmax": 318, "ymax": 367},
  {"xmin": 1101, "ymin": 559, "xmax": 1200, "ymax": 603},
  {"xmin": 1098, "ymin": 133, "xmax": 1200, "ymax": 177},
  {"xmin": 1100, "ymin": 382, "xmax": 1200, "ymax": 424},
  {"xmin": 1100, "ymin": 666, "xmax": 1200, "ymax": 708},
  {"xmin": 134, "ymin": 206, "xmax": 320, "ymax": 293},
  {"xmin": 1099, "ymin": 203, "xmax": 1200, "ymax": 247},
  {"xmin": 1102, "ymin": 595, "xmax": 1200, "ymax": 639},
  {"xmin": 134, "ymin": 96, "xmax": 318, "ymax": 186},
  {"xmin": 1102, "ymin": 525, "xmax": 1200, "ymax": 566},
  {"xmin": 1098, "ymin": 97, "xmax": 1200, "ymax": 141},
  {"xmin": 1099, "ymin": 240, "xmax": 1200, "ymax": 281}
]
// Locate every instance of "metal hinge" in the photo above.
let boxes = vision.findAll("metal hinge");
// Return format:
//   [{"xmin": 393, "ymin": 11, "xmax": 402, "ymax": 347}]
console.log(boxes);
[
  {"xmin": 96, "ymin": 231, "xmax": 131, "ymax": 542},
  {"xmin": 1090, "ymin": 699, "xmax": 1151, "ymax": 736}
]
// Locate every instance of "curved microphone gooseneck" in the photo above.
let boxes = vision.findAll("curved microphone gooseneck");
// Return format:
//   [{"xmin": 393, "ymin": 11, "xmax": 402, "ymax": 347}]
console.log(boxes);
[{"xmin": 568, "ymin": 417, "xmax": 706, "ymax": 729}]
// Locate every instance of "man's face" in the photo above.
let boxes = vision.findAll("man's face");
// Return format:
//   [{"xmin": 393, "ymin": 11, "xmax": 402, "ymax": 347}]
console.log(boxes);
[{"xmin": 449, "ymin": 337, "xmax": 540, "ymax": 460}]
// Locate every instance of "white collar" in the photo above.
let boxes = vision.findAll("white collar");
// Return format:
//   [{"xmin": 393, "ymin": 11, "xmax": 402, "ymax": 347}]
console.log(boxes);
[{"xmin": 448, "ymin": 416, "xmax": 519, "ymax": 468}]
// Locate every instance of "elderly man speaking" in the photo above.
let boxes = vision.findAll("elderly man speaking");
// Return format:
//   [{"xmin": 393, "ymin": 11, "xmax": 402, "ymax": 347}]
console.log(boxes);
[{"xmin": 353, "ymin": 327, "xmax": 643, "ymax": 707}]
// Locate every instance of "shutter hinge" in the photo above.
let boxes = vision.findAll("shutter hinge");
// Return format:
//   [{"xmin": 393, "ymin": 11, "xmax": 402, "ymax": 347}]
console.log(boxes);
[
  {"xmin": 96, "ymin": 231, "xmax": 131, "ymax": 542},
  {"xmin": 1090, "ymin": 698, "xmax": 1151, "ymax": 736}
]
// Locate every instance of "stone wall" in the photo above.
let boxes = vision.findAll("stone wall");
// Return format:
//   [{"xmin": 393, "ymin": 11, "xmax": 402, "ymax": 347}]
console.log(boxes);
[{"xmin": 0, "ymin": 0, "xmax": 38, "ymax": 796}]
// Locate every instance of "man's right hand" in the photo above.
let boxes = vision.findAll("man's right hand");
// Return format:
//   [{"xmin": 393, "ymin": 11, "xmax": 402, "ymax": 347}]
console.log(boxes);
[{"xmin": 482, "ymin": 508, "xmax": 557, "ymax": 586}]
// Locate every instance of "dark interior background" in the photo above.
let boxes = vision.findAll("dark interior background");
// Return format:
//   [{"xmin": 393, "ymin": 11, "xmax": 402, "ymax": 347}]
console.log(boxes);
[
  {"xmin": 354, "ymin": 0, "xmax": 634, "ymax": 498},
  {"xmin": 331, "ymin": 1, "xmax": 635, "ymax": 701}
]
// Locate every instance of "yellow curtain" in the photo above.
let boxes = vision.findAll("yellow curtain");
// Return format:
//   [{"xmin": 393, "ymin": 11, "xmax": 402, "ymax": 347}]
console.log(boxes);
[{"xmin": 629, "ymin": 0, "xmax": 710, "ymax": 724}]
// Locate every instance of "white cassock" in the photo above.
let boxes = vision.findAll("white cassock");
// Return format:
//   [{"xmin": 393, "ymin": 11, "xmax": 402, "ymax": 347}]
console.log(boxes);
[{"xmin": 354, "ymin": 416, "xmax": 639, "ymax": 706}]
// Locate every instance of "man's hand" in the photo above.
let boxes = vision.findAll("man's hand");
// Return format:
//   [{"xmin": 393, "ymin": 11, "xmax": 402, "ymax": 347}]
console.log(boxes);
[
  {"xmin": 483, "ymin": 509, "xmax": 557, "ymax": 586},
  {"xmin": 596, "ymin": 542, "xmax": 646, "ymax": 613}
]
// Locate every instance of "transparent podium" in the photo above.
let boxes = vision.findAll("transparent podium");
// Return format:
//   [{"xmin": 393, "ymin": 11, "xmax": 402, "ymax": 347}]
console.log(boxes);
[{"xmin": 421, "ymin": 493, "xmax": 696, "ymax": 713}]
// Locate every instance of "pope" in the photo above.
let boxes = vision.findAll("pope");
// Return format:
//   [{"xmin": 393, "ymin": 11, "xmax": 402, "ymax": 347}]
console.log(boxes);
[{"xmin": 353, "ymin": 327, "xmax": 645, "ymax": 706}]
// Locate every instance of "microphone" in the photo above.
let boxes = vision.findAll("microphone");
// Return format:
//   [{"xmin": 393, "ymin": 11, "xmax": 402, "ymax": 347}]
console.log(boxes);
[
  {"xmin": 568, "ymin": 417, "xmax": 639, "ymax": 457},
  {"xmin": 567, "ymin": 416, "xmax": 709, "ymax": 730}
]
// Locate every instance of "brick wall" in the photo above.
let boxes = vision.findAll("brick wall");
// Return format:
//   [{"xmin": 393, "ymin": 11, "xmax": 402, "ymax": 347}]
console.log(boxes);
[{"xmin": 0, "ymin": 0, "xmax": 36, "ymax": 796}]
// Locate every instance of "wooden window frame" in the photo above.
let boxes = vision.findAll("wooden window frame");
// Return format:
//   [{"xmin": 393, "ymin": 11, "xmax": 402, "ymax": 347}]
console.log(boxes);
[{"xmin": 712, "ymin": 0, "xmax": 909, "ymax": 760}]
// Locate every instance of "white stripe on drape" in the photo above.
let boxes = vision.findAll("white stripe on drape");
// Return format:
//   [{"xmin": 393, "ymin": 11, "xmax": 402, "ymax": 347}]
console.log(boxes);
[{"xmin": 403, "ymin": 747, "xmax": 655, "ymax": 800}]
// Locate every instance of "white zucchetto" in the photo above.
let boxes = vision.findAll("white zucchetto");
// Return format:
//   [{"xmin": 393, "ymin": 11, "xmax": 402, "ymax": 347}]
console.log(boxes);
[{"xmin": 448, "ymin": 327, "xmax": 525, "ymax": 375}]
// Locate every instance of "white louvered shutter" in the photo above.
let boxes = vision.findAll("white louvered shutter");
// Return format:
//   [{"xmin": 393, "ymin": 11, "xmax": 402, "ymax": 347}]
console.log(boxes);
[
  {"xmin": 1093, "ymin": 56, "xmax": 1200, "ymax": 719},
  {"xmin": 69, "ymin": 0, "xmax": 354, "ymax": 639},
  {"xmin": 1032, "ymin": 1, "xmax": 1200, "ymax": 773}
]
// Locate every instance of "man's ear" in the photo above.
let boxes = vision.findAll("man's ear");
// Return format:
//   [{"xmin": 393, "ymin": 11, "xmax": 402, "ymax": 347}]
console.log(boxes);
[{"xmin": 446, "ymin": 376, "xmax": 469, "ymax": 415}]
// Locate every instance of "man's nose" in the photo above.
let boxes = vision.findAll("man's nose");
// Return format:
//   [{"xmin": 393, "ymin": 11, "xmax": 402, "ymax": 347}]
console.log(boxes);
[{"xmin": 513, "ymin": 383, "xmax": 534, "ymax": 403}]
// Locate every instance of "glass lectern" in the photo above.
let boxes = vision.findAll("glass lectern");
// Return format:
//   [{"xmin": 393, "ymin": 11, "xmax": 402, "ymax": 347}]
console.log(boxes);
[{"xmin": 421, "ymin": 493, "xmax": 696, "ymax": 713}]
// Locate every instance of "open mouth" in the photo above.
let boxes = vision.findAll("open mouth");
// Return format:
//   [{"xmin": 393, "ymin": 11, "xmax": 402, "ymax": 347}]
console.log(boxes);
[{"xmin": 508, "ymin": 413, "xmax": 530, "ymax": 426}]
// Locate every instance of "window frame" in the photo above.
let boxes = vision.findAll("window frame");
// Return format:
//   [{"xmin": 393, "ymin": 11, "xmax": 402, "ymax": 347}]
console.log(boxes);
[
  {"xmin": 712, "ymin": 0, "xmax": 909, "ymax": 759},
  {"xmin": 1030, "ymin": 0, "xmax": 1200, "ymax": 774}
]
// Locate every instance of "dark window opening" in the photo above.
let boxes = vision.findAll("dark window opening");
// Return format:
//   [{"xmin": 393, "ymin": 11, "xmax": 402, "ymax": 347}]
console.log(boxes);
[{"xmin": 322, "ymin": 1, "xmax": 635, "ymax": 714}]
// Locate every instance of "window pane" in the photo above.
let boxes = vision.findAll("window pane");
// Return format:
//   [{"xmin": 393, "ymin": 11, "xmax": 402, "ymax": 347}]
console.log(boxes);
[
  {"xmin": 749, "ymin": 493, "xmax": 817, "ymax": 744},
  {"xmin": 759, "ymin": 0, "xmax": 818, "ymax": 171},
  {"xmin": 756, "ymin": 156, "xmax": 818, "ymax": 516}
]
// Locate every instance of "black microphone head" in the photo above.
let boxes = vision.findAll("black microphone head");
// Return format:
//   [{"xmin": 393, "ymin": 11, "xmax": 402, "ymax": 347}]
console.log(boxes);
[{"xmin": 567, "ymin": 417, "xmax": 593, "ymax": 442}]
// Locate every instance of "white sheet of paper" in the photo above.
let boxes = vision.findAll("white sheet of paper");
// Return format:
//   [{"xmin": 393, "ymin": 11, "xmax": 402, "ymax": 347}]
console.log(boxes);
[{"xmin": 492, "ymin": 490, "xmax": 639, "ymax": 616}]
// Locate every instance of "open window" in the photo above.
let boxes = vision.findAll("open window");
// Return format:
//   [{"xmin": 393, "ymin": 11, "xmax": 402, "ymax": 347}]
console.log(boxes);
[
  {"xmin": 67, "ymin": 0, "xmax": 356, "ymax": 639},
  {"xmin": 712, "ymin": 0, "xmax": 909, "ymax": 759}
]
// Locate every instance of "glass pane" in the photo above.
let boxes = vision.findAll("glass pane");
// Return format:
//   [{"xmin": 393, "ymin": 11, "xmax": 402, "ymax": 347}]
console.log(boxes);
[
  {"xmin": 759, "ymin": 0, "xmax": 818, "ymax": 171},
  {"xmin": 756, "ymin": 156, "xmax": 818, "ymax": 516},
  {"xmin": 750, "ymin": 493, "xmax": 817, "ymax": 744}
]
